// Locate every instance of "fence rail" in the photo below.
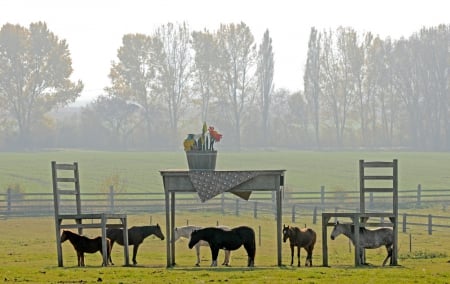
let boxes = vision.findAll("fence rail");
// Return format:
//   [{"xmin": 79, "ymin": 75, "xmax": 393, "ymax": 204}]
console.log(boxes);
[{"xmin": 1, "ymin": 185, "xmax": 450, "ymax": 234}]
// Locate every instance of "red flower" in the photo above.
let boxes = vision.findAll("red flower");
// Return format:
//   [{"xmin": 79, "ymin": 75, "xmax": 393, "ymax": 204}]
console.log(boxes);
[{"xmin": 208, "ymin": 126, "xmax": 222, "ymax": 142}]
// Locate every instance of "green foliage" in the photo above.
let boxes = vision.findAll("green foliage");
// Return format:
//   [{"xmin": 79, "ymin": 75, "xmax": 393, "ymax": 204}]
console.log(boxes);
[{"xmin": 0, "ymin": 22, "xmax": 83, "ymax": 148}]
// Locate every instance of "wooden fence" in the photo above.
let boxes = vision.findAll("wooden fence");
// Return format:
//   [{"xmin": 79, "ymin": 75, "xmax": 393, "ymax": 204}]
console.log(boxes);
[{"xmin": 1, "ymin": 185, "xmax": 450, "ymax": 234}]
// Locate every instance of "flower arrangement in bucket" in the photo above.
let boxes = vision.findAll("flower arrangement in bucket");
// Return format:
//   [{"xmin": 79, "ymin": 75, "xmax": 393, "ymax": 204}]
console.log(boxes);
[{"xmin": 183, "ymin": 122, "xmax": 222, "ymax": 170}]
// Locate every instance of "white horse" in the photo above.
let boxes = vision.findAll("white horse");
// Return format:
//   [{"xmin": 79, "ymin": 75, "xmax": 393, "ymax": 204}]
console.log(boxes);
[
  {"xmin": 330, "ymin": 221, "xmax": 394, "ymax": 266},
  {"xmin": 174, "ymin": 225, "xmax": 231, "ymax": 266}
]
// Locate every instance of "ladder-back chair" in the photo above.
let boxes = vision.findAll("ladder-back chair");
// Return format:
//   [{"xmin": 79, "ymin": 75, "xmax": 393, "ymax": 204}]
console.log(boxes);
[{"xmin": 51, "ymin": 161, "xmax": 130, "ymax": 266}]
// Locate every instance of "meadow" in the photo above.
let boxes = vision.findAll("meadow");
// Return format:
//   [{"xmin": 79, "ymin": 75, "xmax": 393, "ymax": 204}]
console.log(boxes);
[
  {"xmin": 3, "ymin": 150, "xmax": 450, "ymax": 194},
  {"xmin": 1, "ymin": 150, "xmax": 450, "ymax": 283},
  {"xmin": 0, "ymin": 213, "xmax": 449, "ymax": 283}
]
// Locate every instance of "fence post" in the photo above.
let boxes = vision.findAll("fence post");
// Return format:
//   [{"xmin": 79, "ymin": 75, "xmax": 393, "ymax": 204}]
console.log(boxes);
[
  {"xmin": 428, "ymin": 214, "xmax": 432, "ymax": 235},
  {"xmin": 253, "ymin": 202, "xmax": 258, "ymax": 219},
  {"xmin": 291, "ymin": 204, "xmax": 296, "ymax": 223},
  {"xmin": 258, "ymin": 226, "xmax": 261, "ymax": 246},
  {"xmin": 221, "ymin": 193, "xmax": 225, "ymax": 215},
  {"xmin": 109, "ymin": 185, "xmax": 115, "ymax": 213},
  {"xmin": 313, "ymin": 206, "xmax": 317, "ymax": 224},
  {"xmin": 402, "ymin": 213, "xmax": 407, "ymax": 233},
  {"xmin": 320, "ymin": 186, "xmax": 325, "ymax": 206},
  {"xmin": 417, "ymin": 184, "xmax": 422, "ymax": 207},
  {"xmin": 7, "ymin": 187, "xmax": 12, "ymax": 216},
  {"xmin": 235, "ymin": 199, "xmax": 240, "ymax": 216}
]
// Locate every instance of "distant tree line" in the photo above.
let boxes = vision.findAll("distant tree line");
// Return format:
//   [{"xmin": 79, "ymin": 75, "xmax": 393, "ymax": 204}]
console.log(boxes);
[{"xmin": 0, "ymin": 22, "xmax": 448, "ymax": 151}]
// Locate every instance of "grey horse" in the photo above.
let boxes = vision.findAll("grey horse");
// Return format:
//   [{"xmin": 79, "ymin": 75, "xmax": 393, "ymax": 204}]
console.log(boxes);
[{"xmin": 330, "ymin": 221, "xmax": 393, "ymax": 266}]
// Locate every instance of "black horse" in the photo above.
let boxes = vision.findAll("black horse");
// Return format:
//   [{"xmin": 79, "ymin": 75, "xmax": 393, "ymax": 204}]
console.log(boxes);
[
  {"xmin": 107, "ymin": 224, "xmax": 165, "ymax": 265},
  {"xmin": 60, "ymin": 230, "xmax": 112, "ymax": 267},
  {"xmin": 188, "ymin": 226, "xmax": 256, "ymax": 267}
]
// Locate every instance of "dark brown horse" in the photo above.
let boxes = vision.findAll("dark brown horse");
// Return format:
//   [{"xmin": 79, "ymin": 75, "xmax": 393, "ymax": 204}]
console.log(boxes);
[
  {"xmin": 60, "ymin": 230, "xmax": 112, "ymax": 267},
  {"xmin": 188, "ymin": 226, "xmax": 256, "ymax": 267},
  {"xmin": 107, "ymin": 224, "xmax": 165, "ymax": 265},
  {"xmin": 282, "ymin": 224, "xmax": 317, "ymax": 267}
]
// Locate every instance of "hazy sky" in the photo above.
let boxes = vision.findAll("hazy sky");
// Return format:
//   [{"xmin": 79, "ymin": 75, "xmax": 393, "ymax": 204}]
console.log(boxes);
[{"xmin": 1, "ymin": 0, "xmax": 448, "ymax": 104}]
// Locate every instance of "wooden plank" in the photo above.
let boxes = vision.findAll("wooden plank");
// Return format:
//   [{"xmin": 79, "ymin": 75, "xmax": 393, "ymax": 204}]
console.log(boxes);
[
  {"xmin": 54, "ymin": 164, "xmax": 76, "ymax": 170},
  {"xmin": 363, "ymin": 187, "xmax": 394, "ymax": 192},
  {"xmin": 362, "ymin": 161, "xmax": 395, "ymax": 168},
  {"xmin": 363, "ymin": 175, "xmax": 394, "ymax": 180}
]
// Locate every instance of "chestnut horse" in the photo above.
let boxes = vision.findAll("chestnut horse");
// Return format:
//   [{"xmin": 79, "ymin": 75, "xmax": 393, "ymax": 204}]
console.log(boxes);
[{"xmin": 282, "ymin": 224, "xmax": 316, "ymax": 267}]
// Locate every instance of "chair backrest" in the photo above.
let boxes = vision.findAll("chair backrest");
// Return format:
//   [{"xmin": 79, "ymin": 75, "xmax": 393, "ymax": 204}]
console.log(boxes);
[
  {"xmin": 51, "ymin": 161, "xmax": 82, "ymax": 216},
  {"xmin": 359, "ymin": 159, "xmax": 398, "ymax": 214}
]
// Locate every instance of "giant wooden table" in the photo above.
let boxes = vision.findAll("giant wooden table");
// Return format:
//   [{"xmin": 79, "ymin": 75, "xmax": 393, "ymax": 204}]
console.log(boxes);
[{"xmin": 160, "ymin": 169, "xmax": 285, "ymax": 267}]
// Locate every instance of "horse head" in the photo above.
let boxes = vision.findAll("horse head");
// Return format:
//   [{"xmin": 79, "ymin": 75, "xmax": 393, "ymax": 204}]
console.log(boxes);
[
  {"xmin": 282, "ymin": 225, "xmax": 290, "ymax": 242},
  {"xmin": 330, "ymin": 221, "xmax": 341, "ymax": 240},
  {"xmin": 188, "ymin": 230, "xmax": 199, "ymax": 249},
  {"xmin": 154, "ymin": 224, "xmax": 165, "ymax": 240},
  {"xmin": 60, "ymin": 230, "xmax": 69, "ymax": 242}
]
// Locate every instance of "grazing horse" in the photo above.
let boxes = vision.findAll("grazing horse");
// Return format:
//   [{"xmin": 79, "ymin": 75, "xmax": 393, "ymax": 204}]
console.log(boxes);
[
  {"xmin": 107, "ymin": 224, "xmax": 165, "ymax": 265},
  {"xmin": 282, "ymin": 224, "xmax": 317, "ymax": 267},
  {"xmin": 330, "ymin": 221, "xmax": 394, "ymax": 266},
  {"xmin": 60, "ymin": 230, "xmax": 112, "ymax": 267},
  {"xmin": 174, "ymin": 225, "xmax": 231, "ymax": 266},
  {"xmin": 188, "ymin": 226, "xmax": 256, "ymax": 267}
]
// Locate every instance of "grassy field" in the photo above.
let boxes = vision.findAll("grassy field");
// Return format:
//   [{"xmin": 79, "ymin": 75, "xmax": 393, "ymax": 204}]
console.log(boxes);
[
  {"xmin": 2, "ymin": 150, "xmax": 450, "ymax": 195},
  {"xmin": 1, "ymin": 150, "xmax": 450, "ymax": 282},
  {"xmin": 0, "ymin": 213, "xmax": 449, "ymax": 283}
]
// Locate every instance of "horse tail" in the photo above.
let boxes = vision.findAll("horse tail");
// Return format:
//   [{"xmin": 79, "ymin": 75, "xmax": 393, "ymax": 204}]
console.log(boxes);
[
  {"xmin": 310, "ymin": 229, "xmax": 317, "ymax": 246},
  {"xmin": 248, "ymin": 228, "xmax": 256, "ymax": 259}
]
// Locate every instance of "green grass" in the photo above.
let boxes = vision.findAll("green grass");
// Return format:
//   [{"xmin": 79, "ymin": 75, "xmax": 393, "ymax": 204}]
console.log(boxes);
[
  {"xmin": 1, "ymin": 214, "xmax": 449, "ymax": 283},
  {"xmin": 2, "ymin": 150, "xmax": 450, "ymax": 195},
  {"xmin": 1, "ymin": 150, "xmax": 450, "ymax": 282}
]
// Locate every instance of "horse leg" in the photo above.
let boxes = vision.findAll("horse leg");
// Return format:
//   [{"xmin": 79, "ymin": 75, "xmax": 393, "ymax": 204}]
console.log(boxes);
[
  {"xmin": 132, "ymin": 244, "xmax": 140, "ymax": 265},
  {"xmin": 290, "ymin": 246, "xmax": 294, "ymax": 266},
  {"xmin": 195, "ymin": 243, "xmax": 201, "ymax": 266},
  {"xmin": 76, "ymin": 251, "xmax": 82, "ymax": 267},
  {"xmin": 107, "ymin": 239, "xmax": 114, "ymax": 266},
  {"xmin": 243, "ymin": 243, "xmax": 255, "ymax": 267},
  {"xmin": 297, "ymin": 246, "xmax": 301, "ymax": 267},
  {"xmin": 382, "ymin": 246, "xmax": 393, "ymax": 266},
  {"xmin": 210, "ymin": 246, "xmax": 219, "ymax": 267},
  {"xmin": 78, "ymin": 251, "xmax": 85, "ymax": 267},
  {"xmin": 305, "ymin": 248, "xmax": 310, "ymax": 266},
  {"xmin": 109, "ymin": 240, "xmax": 115, "ymax": 265},
  {"xmin": 222, "ymin": 250, "xmax": 230, "ymax": 266},
  {"xmin": 359, "ymin": 248, "xmax": 367, "ymax": 265}
]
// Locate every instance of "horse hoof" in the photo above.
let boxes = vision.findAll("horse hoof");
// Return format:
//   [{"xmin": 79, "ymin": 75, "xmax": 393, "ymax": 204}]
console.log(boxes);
[{"xmin": 195, "ymin": 263, "xmax": 200, "ymax": 267}]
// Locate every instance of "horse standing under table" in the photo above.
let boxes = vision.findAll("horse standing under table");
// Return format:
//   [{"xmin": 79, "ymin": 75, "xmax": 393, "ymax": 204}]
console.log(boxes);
[
  {"xmin": 282, "ymin": 224, "xmax": 317, "ymax": 267},
  {"xmin": 330, "ymin": 221, "xmax": 394, "ymax": 266},
  {"xmin": 188, "ymin": 226, "xmax": 256, "ymax": 267},
  {"xmin": 60, "ymin": 230, "xmax": 112, "ymax": 267},
  {"xmin": 107, "ymin": 224, "xmax": 165, "ymax": 265},
  {"xmin": 174, "ymin": 225, "xmax": 231, "ymax": 266}
]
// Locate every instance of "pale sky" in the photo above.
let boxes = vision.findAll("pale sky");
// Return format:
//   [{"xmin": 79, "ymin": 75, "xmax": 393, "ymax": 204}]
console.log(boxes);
[{"xmin": 1, "ymin": 0, "xmax": 448, "ymax": 104}]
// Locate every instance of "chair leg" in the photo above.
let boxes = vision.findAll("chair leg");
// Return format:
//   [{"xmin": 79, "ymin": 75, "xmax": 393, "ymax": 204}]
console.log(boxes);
[
  {"xmin": 55, "ymin": 221, "xmax": 63, "ymax": 267},
  {"xmin": 122, "ymin": 217, "xmax": 130, "ymax": 266},
  {"xmin": 101, "ymin": 215, "xmax": 108, "ymax": 266}
]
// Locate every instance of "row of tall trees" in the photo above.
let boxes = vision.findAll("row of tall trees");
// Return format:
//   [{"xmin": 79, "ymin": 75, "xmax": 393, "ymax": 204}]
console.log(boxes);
[
  {"xmin": 0, "ymin": 21, "xmax": 448, "ymax": 151},
  {"xmin": 304, "ymin": 25, "xmax": 450, "ymax": 150}
]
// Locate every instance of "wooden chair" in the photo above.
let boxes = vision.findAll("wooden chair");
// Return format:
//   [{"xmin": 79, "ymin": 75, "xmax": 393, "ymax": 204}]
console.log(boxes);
[{"xmin": 51, "ymin": 161, "xmax": 130, "ymax": 267}]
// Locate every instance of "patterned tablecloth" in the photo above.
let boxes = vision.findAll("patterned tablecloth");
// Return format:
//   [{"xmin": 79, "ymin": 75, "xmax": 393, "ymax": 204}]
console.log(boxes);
[{"xmin": 188, "ymin": 171, "xmax": 261, "ymax": 202}]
